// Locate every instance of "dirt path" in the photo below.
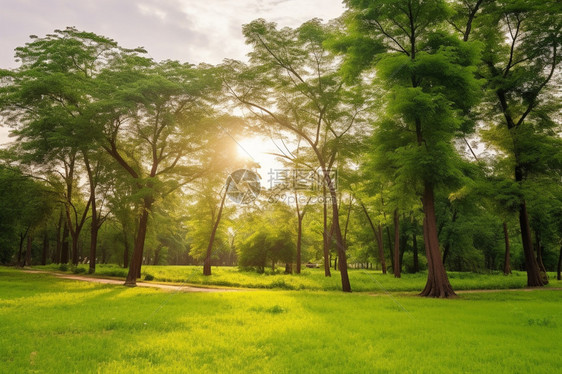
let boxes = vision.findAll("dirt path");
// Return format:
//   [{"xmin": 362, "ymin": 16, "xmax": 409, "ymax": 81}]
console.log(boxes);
[
  {"xmin": 455, "ymin": 287, "xmax": 562, "ymax": 294},
  {"xmin": 21, "ymin": 269, "xmax": 240, "ymax": 293}
]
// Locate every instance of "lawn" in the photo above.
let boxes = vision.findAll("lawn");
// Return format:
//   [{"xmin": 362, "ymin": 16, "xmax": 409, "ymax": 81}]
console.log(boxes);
[
  {"xmin": 33, "ymin": 263, "xmax": 562, "ymax": 292},
  {"xmin": 0, "ymin": 267, "xmax": 561, "ymax": 373}
]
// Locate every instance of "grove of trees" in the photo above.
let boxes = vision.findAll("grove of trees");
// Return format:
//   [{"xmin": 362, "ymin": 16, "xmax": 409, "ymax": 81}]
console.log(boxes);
[{"xmin": 0, "ymin": 0, "xmax": 560, "ymax": 296}]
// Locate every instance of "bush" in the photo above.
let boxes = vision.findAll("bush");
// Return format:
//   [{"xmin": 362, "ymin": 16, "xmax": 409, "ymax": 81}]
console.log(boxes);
[
  {"xmin": 58, "ymin": 264, "xmax": 68, "ymax": 272},
  {"xmin": 72, "ymin": 267, "xmax": 86, "ymax": 274},
  {"xmin": 144, "ymin": 274, "xmax": 154, "ymax": 281}
]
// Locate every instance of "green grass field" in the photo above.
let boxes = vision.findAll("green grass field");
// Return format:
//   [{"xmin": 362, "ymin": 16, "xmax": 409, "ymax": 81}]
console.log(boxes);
[
  {"xmin": 34, "ymin": 263, "xmax": 562, "ymax": 292},
  {"xmin": 1, "ymin": 267, "xmax": 561, "ymax": 373}
]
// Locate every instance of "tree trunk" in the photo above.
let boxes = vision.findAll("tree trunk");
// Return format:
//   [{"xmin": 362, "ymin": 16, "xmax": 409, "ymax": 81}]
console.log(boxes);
[
  {"xmin": 53, "ymin": 212, "xmax": 63, "ymax": 264},
  {"xmin": 123, "ymin": 231, "xmax": 129, "ymax": 268},
  {"xmin": 41, "ymin": 231, "xmax": 49, "ymax": 266},
  {"xmin": 322, "ymin": 185, "xmax": 331, "ymax": 277},
  {"xmin": 25, "ymin": 234, "xmax": 33, "ymax": 266},
  {"xmin": 420, "ymin": 183, "xmax": 455, "ymax": 298},
  {"xmin": 125, "ymin": 198, "xmax": 152, "ymax": 286},
  {"xmin": 61, "ymin": 222, "xmax": 70, "ymax": 264},
  {"xmin": 503, "ymin": 221, "xmax": 512, "ymax": 275},
  {"xmin": 412, "ymin": 218, "xmax": 419, "ymax": 273},
  {"xmin": 17, "ymin": 232, "xmax": 25, "ymax": 266},
  {"xmin": 556, "ymin": 245, "xmax": 562, "ymax": 280},
  {"xmin": 534, "ymin": 229, "xmax": 547, "ymax": 275},
  {"xmin": 393, "ymin": 209, "xmax": 400, "ymax": 278},
  {"xmin": 204, "ymin": 181, "xmax": 229, "ymax": 276},
  {"xmin": 360, "ymin": 202, "xmax": 386, "ymax": 274},
  {"xmin": 89, "ymin": 197, "xmax": 98, "ymax": 273},
  {"xmin": 296, "ymin": 217, "xmax": 302, "ymax": 274},
  {"xmin": 519, "ymin": 200, "xmax": 547, "ymax": 286},
  {"xmin": 325, "ymin": 172, "xmax": 351, "ymax": 292},
  {"xmin": 284, "ymin": 263, "xmax": 292, "ymax": 274},
  {"xmin": 71, "ymin": 234, "xmax": 79, "ymax": 266}
]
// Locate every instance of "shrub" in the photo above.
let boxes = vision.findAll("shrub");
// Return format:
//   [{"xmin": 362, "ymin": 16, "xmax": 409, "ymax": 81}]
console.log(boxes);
[
  {"xmin": 58, "ymin": 264, "xmax": 68, "ymax": 272},
  {"xmin": 72, "ymin": 267, "xmax": 86, "ymax": 274},
  {"xmin": 144, "ymin": 274, "xmax": 154, "ymax": 281}
]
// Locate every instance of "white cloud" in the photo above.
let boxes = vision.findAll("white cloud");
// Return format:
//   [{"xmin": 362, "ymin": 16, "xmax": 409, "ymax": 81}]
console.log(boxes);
[{"xmin": 0, "ymin": 0, "xmax": 346, "ymax": 144}]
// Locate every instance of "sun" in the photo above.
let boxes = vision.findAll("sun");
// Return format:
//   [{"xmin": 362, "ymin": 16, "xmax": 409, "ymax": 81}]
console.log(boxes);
[
  {"xmin": 236, "ymin": 136, "xmax": 271, "ymax": 162},
  {"xmin": 235, "ymin": 136, "xmax": 280, "ymax": 175}
]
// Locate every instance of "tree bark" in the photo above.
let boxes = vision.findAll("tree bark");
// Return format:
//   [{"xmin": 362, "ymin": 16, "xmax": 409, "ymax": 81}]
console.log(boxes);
[
  {"xmin": 420, "ymin": 183, "xmax": 456, "ymax": 298},
  {"xmin": 519, "ymin": 200, "xmax": 547, "ymax": 286},
  {"xmin": 204, "ymin": 181, "xmax": 230, "ymax": 276},
  {"xmin": 503, "ymin": 221, "xmax": 512, "ymax": 275},
  {"xmin": 393, "ymin": 208, "xmax": 400, "ymax": 278},
  {"xmin": 125, "ymin": 197, "xmax": 153, "ymax": 286}
]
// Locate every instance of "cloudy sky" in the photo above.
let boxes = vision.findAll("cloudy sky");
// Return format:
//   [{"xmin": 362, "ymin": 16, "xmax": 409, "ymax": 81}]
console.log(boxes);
[{"xmin": 0, "ymin": 0, "xmax": 346, "ymax": 68}]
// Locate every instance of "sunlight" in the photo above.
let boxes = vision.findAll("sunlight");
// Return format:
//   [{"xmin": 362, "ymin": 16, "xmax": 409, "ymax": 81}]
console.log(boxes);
[{"xmin": 236, "ymin": 136, "xmax": 274, "ymax": 167}]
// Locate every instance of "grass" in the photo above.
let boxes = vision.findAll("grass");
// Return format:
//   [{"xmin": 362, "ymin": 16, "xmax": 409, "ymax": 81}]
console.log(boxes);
[
  {"xmin": 1, "ymin": 267, "xmax": 561, "ymax": 373},
  {"xmin": 33, "ymin": 263, "xmax": 562, "ymax": 292}
]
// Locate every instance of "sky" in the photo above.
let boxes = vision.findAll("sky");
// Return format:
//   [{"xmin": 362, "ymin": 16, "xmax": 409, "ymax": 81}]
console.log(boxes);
[
  {"xmin": 0, "ymin": 0, "xmax": 346, "ymax": 68},
  {"xmin": 0, "ymin": 0, "xmax": 347, "ymax": 162}
]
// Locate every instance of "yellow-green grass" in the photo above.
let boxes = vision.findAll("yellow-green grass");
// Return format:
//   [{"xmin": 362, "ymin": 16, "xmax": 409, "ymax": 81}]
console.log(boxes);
[
  {"xmin": 0, "ymin": 267, "xmax": 561, "ymax": 373},
  {"xmin": 34, "ymin": 264, "xmax": 562, "ymax": 292}
]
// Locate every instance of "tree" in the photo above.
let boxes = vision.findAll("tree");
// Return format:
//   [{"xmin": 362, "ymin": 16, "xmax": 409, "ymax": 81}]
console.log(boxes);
[
  {"xmin": 341, "ymin": 0, "xmax": 483, "ymax": 297},
  {"xmin": 92, "ymin": 56, "xmax": 222, "ymax": 285},
  {"xmin": 473, "ymin": 0, "xmax": 562, "ymax": 286},
  {"xmin": 224, "ymin": 19, "xmax": 369, "ymax": 292}
]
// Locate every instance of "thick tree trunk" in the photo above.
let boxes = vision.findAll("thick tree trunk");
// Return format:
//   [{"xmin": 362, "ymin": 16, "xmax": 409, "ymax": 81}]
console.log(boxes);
[
  {"xmin": 41, "ymin": 232, "xmax": 49, "ymax": 266},
  {"xmin": 420, "ymin": 183, "xmax": 456, "ymax": 298},
  {"xmin": 322, "ymin": 185, "xmax": 331, "ymax": 277},
  {"xmin": 519, "ymin": 200, "xmax": 547, "ymax": 286},
  {"xmin": 204, "ymin": 182, "xmax": 229, "ymax": 276},
  {"xmin": 503, "ymin": 221, "xmax": 512, "ymax": 275},
  {"xmin": 385, "ymin": 226, "xmax": 393, "ymax": 270},
  {"xmin": 125, "ymin": 198, "xmax": 153, "ymax": 286},
  {"xmin": 25, "ymin": 234, "xmax": 33, "ymax": 266},
  {"xmin": 393, "ymin": 209, "xmax": 400, "ymax": 278},
  {"xmin": 284, "ymin": 263, "xmax": 292, "ymax": 274}
]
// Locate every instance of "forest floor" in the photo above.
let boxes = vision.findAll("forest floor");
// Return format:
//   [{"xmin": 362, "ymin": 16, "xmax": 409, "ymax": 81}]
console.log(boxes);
[{"xmin": 1, "ymin": 267, "xmax": 561, "ymax": 373}]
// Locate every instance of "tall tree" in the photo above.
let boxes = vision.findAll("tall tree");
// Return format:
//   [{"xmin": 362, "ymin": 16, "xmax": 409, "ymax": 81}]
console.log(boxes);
[
  {"xmin": 92, "ymin": 58, "xmax": 221, "ymax": 285},
  {"xmin": 340, "ymin": 0, "xmax": 483, "ymax": 297},
  {"xmin": 472, "ymin": 0, "xmax": 562, "ymax": 286},
  {"xmin": 224, "ymin": 19, "xmax": 369, "ymax": 292}
]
